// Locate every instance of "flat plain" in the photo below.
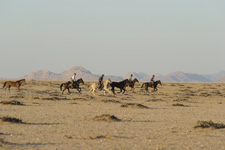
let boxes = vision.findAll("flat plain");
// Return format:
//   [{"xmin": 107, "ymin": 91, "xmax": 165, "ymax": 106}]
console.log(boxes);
[{"xmin": 1, "ymin": 79, "xmax": 225, "ymax": 150}]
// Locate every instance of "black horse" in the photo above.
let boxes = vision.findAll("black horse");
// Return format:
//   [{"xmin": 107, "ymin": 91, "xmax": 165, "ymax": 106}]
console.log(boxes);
[
  {"xmin": 60, "ymin": 78, "xmax": 84, "ymax": 94},
  {"xmin": 111, "ymin": 79, "xmax": 129, "ymax": 95},
  {"xmin": 141, "ymin": 80, "xmax": 162, "ymax": 92}
]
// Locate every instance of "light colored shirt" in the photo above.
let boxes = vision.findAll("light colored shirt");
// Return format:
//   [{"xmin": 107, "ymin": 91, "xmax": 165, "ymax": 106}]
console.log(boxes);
[
  {"xmin": 71, "ymin": 75, "xmax": 76, "ymax": 81},
  {"xmin": 129, "ymin": 75, "xmax": 133, "ymax": 81}
]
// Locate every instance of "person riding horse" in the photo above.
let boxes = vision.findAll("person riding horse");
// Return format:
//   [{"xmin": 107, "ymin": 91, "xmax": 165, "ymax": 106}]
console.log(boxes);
[
  {"xmin": 128, "ymin": 74, "xmax": 133, "ymax": 87},
  {"xmin": 150, "ymin": 75, "xmax": 155, "ymax": 83},
  {"xmin": 98, "ymin": 74, "xmax": 104, "ymax": 90},
  {"xmin": 71, "ymin": 73, "xmax": 76, "ymax": 86}
]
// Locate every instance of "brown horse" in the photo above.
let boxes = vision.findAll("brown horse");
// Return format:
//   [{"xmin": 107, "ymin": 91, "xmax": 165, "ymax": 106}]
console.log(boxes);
[
  {"xmin": 3, "ymin": 79, "xmax": 26, "ymax": 92},
  {"xmin": 60, "ymin": 78, "xmax": 84, "ymax": 94},
  {"xmin": 141, "ymin": 80, "xmax": 162, "ymax": 92},
  {"xmin": 127, "ymin": 78, "xmax": 139, "ymax": 91}
]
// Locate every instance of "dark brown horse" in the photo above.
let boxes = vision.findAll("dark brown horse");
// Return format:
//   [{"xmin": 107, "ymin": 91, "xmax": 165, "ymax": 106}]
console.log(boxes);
[
  {"xmin": 3, "ymin": 79, "xmax": 26, "ymax": 92},
  {"xmin": 60, "ymin": 78, "xmax": 84, "ymax": 94},
  {"xmin": 141, "ymin": 80, "xmax": 162, "ymax": 92},
  {"xmin": 127, "ymin": 78, "xmax": 139, "ymax": 91}
]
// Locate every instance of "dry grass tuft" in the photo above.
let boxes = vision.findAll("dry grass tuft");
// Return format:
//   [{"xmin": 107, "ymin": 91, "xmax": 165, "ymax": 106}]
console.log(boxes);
[
  {"xmin": 42, "ymin": 97, "xmax": 67, "ymax": 100},
  {"xmin": 9, "ymin": 95, "xmax": 24, "ymax": 99},
  {"xmin": 101, "ymin": 99, "xmax": 121, "ymax": 103},
  {"xmin": 0, "ymin": 116, "xmax": 23, "ymax": 124},
  {"xmin": 194, "ymin": 120, "xmax": 225, "ymax": 129},
  {"xmin": 92, "ymin": 114, "xmax": 121, "ymax": 122},
  {"xmin": 0, "ymin": 138, "xmax": 7, "ymax": 145},
  {"xmin": 0, "ymin": 100, "xmax": 24, "ymax": 105},
  {"xmin": 172, "ymin": 103, "xmax": 185, "ymax": 106},
  {"xmin": 90, "ymin": 135, "xmax": 121, "ymax": 139},
  {"xmin": 121, "ymin": 103, "xmax": 149, "ymax": 109}
]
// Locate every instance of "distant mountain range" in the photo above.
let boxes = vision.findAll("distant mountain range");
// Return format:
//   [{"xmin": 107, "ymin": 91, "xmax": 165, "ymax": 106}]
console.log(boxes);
[{"xmin": 21, "ymin": 66, "xmax": 225, "ymax": 83}]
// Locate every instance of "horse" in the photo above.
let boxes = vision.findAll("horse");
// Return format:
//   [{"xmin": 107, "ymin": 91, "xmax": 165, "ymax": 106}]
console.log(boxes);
[
  {"xmin": 3, "ymin": 79, "xmax": 26, "ymax": 92},
  {"xmin": 127, "ymin": 78, "xmax": 139, "ymax": 92},
  {"xmin": 88, "ymin": 78, "xmax": 112, "ymax": 96},
  {"xmin": 141, "ymin": 80, "xmax": 162, "ymax": 92},
  {"xmin": 111, "ymin": 79, "xmax": 129, "ymax": 95},
  {"xmin": 60, "ymin": 78, "xmax": 84, "ymax": 94}
]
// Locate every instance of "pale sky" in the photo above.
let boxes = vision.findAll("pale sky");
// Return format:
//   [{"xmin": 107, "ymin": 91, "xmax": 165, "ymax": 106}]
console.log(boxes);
[{"xmin": 1, "ymin": 0, "xmax": 225, "ymax": 78}]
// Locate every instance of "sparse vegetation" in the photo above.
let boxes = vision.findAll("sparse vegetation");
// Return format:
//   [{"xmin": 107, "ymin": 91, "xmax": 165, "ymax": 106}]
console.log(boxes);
[
  {"xmin": 0, "ymin": 116, "xmax": 23, "ymax": 124},
  {"xmin": 0, "ymin": 100, "xmax": 24, "ymax": 105},
  {"xmin": 194, "ymin": 121, "xmax": 225, "ymax": 129},
  {"xmin": 1, "ymin": 79, "xmax": 225, "ymax": 149},
  {"xmin": 92, "ymin": 114, "xmax": 121, "ymax": 122},
  {"xmin": 121, "ymin": 103, "xmax": 149, "ymax": 108}
]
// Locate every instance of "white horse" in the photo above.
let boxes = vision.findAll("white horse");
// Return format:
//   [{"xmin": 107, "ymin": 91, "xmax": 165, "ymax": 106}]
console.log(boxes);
[{"xmin": 88, "ymin": 78, "xmax": 112, "ymax": 96}]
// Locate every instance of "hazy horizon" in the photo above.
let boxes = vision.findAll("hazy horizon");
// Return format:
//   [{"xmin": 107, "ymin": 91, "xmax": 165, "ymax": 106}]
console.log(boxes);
[{"xmin": 1, "ymin": 0, "xmax": 225, "ymax": 78}]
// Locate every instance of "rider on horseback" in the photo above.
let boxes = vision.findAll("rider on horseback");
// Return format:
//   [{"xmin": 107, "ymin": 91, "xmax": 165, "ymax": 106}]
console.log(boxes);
[
  {"xmin": 128, "ymin": 74, "xmax": 133, "ymax": 86},
  {"xmin": 70, "ymin": 73, "xmax": 76, "ymax": 88},
  {"xmin": 98, "ymin": 74, "xmax": 104, "ymax": 90},
  {"xmin": 150, "ymin": 75, "xmax": 155, "ymax": 84},
  {"xmin": 150, "ymin": 75, "xmax": 156, "ymax": 88},
  {"xmin": 128, "ymin": 74, "xmax": 133, "ymax": 82}
]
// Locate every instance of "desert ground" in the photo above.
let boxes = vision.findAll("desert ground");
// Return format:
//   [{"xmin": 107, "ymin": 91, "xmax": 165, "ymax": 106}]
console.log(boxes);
[{"xmin": 0, "ymin": 79, "xmax": 225, "ymax": 150}]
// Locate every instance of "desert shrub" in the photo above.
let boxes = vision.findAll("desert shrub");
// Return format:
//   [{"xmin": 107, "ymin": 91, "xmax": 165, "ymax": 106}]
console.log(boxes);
[
  {"xmin": 92, "ymin": 114, "xmax": 121, "ymax": 122},
  {"xmin": 194, "ymin": 120, "xmax": 225, "ymax": 129},
  {"xmin": 0, "ymin": 100, "xmax": 24, "ymax": 105}
]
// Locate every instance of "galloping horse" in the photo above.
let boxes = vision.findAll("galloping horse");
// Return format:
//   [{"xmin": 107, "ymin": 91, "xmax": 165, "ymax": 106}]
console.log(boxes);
[
  {"xmin": 88, "ymin": 78, "xmax": 112, "ymax": 96},
  {"xmin": 127, "ymin": 78, "xmax": 139, "ymax": 91},
  {"xmin": 111, "ymin": 79, "xmax": 129, "ymax": 95},
  {"xmin": 141, "ymin": 80, "xmax": 162, "ymax": 92},
  {"xmin": 60, "ymin": 78, "xmax": 84, "ymax": 94},
  {"xmin": 3, "ymin": 79, "xmax": 26, "ymax": 92}
]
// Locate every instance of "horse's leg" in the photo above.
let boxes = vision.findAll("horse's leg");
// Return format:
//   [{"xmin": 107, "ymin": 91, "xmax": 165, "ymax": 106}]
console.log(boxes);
[
  {"xmin": 67, "ymin": 87, "xmax": 71, "ymax": 94},
  {"xmin": 17, "ymin": 85, "xmax": 20, "ymax": 91},
  {"xmin": 111, "ymin": 87, "xmax": 116, "ymax": 95},
  {"xmin": 92, "ymin": 88, "xmax": 95, "ymax": 96},
  {"xmin": 145, "ymin": 87, "xmax": 149, "ymax": 92},
  {"xmin": 104, "ymin": 87, "xmax": 111, "ymax": 95},
  {"xmin": 8, "ymin": 86, "xmax": 11, "ymax": 92},
  {"xmin": 62, "ymin": 87, "xmax": 66, "ymax": 94},
  {"xmin": 123, "ymin": 87, "xmax": 127, "ymax": 94},
  {"xmin": 4, "ymin": 85, "xmax": 6, "ymax": 92},
  {"xmin": 89, "ymin": 88, "xmax": 93, "ymax": 94},
  {"xmin": 77, "ymin": 88, "xmax": 81, "ymax": 94}
]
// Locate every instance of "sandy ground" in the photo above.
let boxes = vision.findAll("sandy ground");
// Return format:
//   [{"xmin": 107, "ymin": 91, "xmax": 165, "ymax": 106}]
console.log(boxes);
[{"xmin": 0, "ymin": 79, "xmax": 225, "ymax": 150}]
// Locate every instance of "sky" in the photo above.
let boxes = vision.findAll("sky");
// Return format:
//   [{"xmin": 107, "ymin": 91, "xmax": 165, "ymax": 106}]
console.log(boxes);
[{"xmin": 1, "ymin": 0, "xmax": 225, "ymax": 78}]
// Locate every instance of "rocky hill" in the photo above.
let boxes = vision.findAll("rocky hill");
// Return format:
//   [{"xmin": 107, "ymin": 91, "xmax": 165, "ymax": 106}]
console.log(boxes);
[
  {"xmin": 21, "ymin": 66, "xmax": 224, "ymax": 82},
  {"xmin": 159, "ymin": 72, "xmax": 212, "ymax": 82},
  {"xmin": 218, "ymin": 77, "xmax": 225, "ymax": 83},
  {"xmin": 22, "ymin": 66, "xmax": 123, "ymax": 81},
  {"xmin": 203, "ymin": 71, "xmax": 225, "ymax": 82}
]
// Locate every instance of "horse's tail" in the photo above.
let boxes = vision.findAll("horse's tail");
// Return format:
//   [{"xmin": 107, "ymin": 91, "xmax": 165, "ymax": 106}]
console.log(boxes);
[
  {"xmin": 3, "ymin": 82, "xmax": 7, "ymax": 89},
  {"xmin": 60, "ymin": 84, "xmax": 63, "ymax": 91},
  {"xmin": 141, "ymin": 83, "xmax": 144, "ymax": 88}
]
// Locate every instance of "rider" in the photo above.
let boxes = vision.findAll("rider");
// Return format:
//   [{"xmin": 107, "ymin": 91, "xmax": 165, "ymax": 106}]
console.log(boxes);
[
  {"xmin": 128, "ymin": 74, "xmax": 133, "ymax": 86},
  {"xmin": 128, "ymin": 74, "xmax": 133, "ymax": 82},
  {"xmin": 71, "ymin": 73, "xmax": 76, "ymax": 82},
  {"xmin": 98, "ymin": 74, "xmax": 104, "ymax": 90},
  {"xmin": 150, "ymin": 75, "xmax": 155, "ymax": 85},
  {"xmin": 71, "ymin": 73, "xmax": 76, "ymax": 87}
]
